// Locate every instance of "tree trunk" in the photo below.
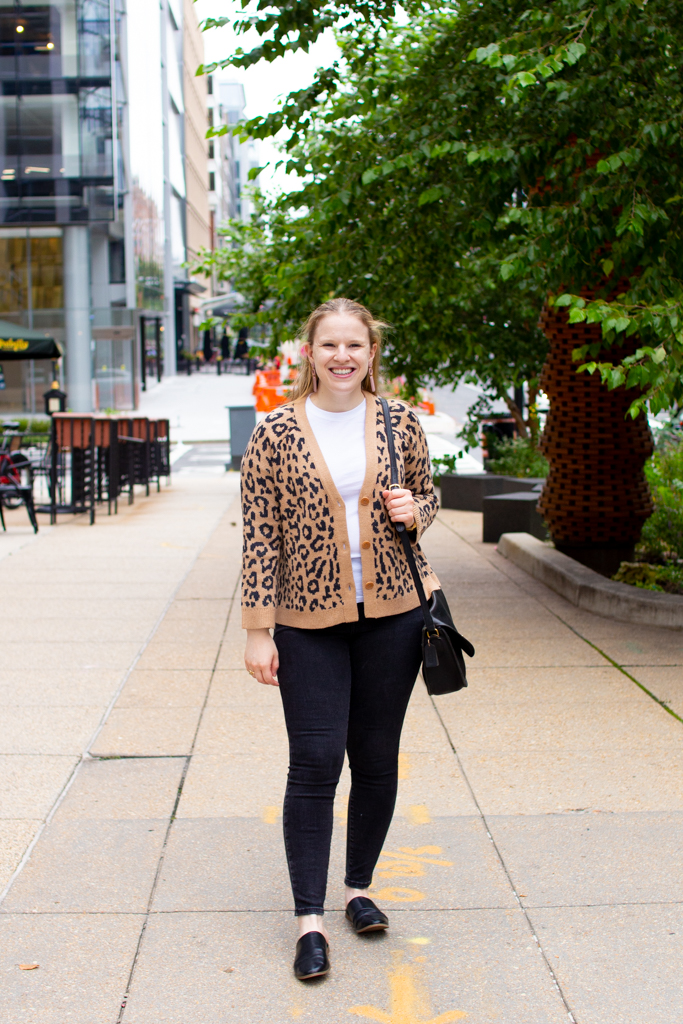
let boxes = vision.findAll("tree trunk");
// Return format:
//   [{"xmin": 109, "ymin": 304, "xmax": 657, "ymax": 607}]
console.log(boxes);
[
  {"xmin": 502, "ymin": 393, "xmax": 528, "ymax": 438},
  {"xmin": 537, "ymin": 299, "xmax": 653, "ymax": 577}
]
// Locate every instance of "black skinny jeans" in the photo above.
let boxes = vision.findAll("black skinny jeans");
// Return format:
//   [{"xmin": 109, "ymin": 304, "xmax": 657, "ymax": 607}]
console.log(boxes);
[{"xmin": 274, "ymin": 603, "xmax": 423, "ymax": 916}]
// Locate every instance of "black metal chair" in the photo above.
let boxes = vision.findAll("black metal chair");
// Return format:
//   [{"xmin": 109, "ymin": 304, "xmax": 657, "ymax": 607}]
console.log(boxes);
[{"xmin": 0, "ymin": 450, "xmax": 39, "ymax": 533}]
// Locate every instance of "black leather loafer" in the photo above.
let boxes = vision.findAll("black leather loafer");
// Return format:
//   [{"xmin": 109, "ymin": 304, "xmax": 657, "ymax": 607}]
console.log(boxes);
[
  {"xmin": 293, "ymin": 931, "xmax": 330, "ymax": 980},
  {"xmin": 345, "ymin": 896, "xmax": 389, "ymax": 934}
]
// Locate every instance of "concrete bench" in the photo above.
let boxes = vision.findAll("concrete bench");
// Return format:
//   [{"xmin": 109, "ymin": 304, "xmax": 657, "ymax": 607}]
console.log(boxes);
[
  {"xmin": 440, "ymin": 472, "xmax": 545, "ymax": 512},
  {"xmin": 483, "ymin": 491, "xmax": 547, "ymax": 543}
]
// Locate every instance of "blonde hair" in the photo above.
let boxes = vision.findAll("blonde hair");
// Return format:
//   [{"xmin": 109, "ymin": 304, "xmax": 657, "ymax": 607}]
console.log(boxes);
[{"xmin": 288, "ymin": 297, "xmax": 387, "ymax": 401}]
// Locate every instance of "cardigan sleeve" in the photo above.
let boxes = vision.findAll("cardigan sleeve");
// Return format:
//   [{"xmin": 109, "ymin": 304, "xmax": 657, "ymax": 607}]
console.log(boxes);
[
  {"xmin": 403, "ymin": 407, "xmax": 439, "ymax": 543},
  {"xmin": 241, "ymin": 422, "xmax": 282, "ymax": 629}
]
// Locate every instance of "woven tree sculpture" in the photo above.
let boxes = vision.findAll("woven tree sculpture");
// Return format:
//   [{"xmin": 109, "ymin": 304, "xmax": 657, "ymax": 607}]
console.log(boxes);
[{"xmin": 537, "ymin": 300, "xmax": 653, "ymax": 576}]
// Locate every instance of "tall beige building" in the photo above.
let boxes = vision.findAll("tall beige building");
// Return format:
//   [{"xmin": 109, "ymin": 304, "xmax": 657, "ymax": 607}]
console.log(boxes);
[{"xmin": 183, "ymin": 0, "xmax": 211, "ymax": 269}]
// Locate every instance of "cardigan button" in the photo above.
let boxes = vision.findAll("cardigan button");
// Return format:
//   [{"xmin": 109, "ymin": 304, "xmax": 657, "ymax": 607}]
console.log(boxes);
[
  {"xmin": 364, "ymin": 581, "xmax": 374, "ymax": 590},
  {"xmin": 360, "ymin": 496, "xmax": 370, "ymax": 506},
  {"xmin": 361, "ymin": 541, "xmax": 371, "ymax": 550}
]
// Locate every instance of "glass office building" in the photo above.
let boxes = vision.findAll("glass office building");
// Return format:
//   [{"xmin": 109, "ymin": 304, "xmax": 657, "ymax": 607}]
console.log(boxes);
[
  {"xmin": 0, "ymin": 0, "xmax": 123, "ymax": 411},
  {"xmin": 0, "ymin": 0, "xmax": 208, "ymax": 414},
  {"xmin": 0, "ymin": 0, "xmax": 115, "ymax": 225}
]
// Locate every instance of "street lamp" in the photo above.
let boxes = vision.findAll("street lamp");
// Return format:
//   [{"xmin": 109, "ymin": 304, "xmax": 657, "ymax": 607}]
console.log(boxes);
[{"xmin": 44, "ymin": 381, "xmax": 67, "ymax": 415}]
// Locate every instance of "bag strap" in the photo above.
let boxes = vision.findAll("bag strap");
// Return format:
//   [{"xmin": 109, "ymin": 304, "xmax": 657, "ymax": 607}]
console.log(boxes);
[{"xmin": 379, "ymin": 397, "xmax": 436, "ymax": 634}]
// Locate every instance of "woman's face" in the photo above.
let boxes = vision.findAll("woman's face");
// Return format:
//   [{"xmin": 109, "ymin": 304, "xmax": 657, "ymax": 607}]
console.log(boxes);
[{"xmin": 307, "ymin": 313, "xmax": 376, "ymax": 397}]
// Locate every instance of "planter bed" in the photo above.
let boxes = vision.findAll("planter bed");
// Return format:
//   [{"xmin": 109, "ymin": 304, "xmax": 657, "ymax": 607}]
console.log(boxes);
[
  {"xmin": 498, "ymin": 532, "xmax": 683, "ymax": 629},
  {"xmin": 440, "ymin": 472, "xmax": 545, "ymax": 512}
]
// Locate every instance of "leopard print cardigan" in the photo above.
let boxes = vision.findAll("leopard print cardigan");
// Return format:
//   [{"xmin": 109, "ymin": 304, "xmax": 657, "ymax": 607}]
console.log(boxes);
[{"xmin": 241, "ymin": 393, "xmax": 440, "ymax": 629}]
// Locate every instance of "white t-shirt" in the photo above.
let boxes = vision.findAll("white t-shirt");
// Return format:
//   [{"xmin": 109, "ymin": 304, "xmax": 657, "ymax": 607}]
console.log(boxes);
[{"xmin": 306, "ymin": 396, "xmax": 367, "ymax": 602}]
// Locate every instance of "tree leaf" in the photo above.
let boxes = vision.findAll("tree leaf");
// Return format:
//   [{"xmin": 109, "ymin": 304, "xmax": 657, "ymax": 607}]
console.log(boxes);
[
  {"xmin": 565, "ymin": 42, "xmax": 587, "ymax": 64},
  {"xmin": 418, "ymin": 186, "xmax": 444, "ymax": 206}
]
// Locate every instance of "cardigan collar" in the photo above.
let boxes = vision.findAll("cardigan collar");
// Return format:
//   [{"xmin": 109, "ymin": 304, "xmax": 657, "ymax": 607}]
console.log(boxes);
[{"xmin": 293, "ymin": 392, "xmax": 383, "ymax": 512}]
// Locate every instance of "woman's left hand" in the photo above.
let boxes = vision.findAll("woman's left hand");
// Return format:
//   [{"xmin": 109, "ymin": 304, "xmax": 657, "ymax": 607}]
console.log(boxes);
[{"xmin": 382, "ymin": 487, "xmax": 416, "ymax": 528}]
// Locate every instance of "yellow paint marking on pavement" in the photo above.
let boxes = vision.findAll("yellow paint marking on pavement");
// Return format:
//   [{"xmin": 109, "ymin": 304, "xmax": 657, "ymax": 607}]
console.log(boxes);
[
  {"xmin": 377, "ymin": 846, "xmax": 453, "ymax": 879},
  {"xmin": 262, "ymin": 806, "xmax": 280, "ymax": 824},
  {"xmin": 349, "ymin": 952, "xmax": 467, "ymax": 1024},
  {"xmin": 407, "ymin": 938, "xmax": 431, "ymax": 946},
  {"xmin": 370, "ymin": 887, "xmax": 425, "ymax": 903},
  {"xmin": 398, "ymin": 752, "xmax": 410, "ymax": 780},
  {"xmin": 407, "ymin": 805, "xmax": 431, "ymax": 825}
]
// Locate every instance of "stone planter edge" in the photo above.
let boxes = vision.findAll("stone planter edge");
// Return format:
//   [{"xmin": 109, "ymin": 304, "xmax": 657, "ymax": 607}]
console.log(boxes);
[{"xmin": 498, "ymin": 532, "xmax": 683, "ymax": 630}]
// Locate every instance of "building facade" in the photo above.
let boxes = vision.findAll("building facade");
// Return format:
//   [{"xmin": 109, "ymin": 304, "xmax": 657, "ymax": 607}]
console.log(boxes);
[
  {"xmin": 0, "ymin": 0, "xmax": 210, "ymax": 414},
  {"xmin": 204, "ymin": 76, "xmax": 259, "ymax": 316}
]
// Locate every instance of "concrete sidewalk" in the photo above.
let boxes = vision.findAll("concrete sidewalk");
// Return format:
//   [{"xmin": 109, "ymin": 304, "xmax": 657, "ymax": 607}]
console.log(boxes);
[
  {"xmin": 1, "ymin": 487, "xmax": 682, "ymax": 1024},
  {"xmin": 138, "ymin": 369, "xmax": 255, "ymax": 443}
]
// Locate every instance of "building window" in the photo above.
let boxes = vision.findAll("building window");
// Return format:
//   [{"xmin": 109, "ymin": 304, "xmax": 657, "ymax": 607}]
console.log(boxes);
[
  {"xmin": 0, "ymin": 2, "xmax": 114, "ymax": 224},
  {"xmin": 209, "ymin": 171, "xmax": 215, "ymax": 192},
  {"xmin": 0, "ymin": 229, "xmax": 63, "ymax": 314},
  {"xmin": 207, "ymin": 75, "xmax": 213, "ymax": 95},
  {"xmin": 109, "ymin": 238, "xmax": 125, "ymax": 284},
  {"xmin": 208, "ymin": 140, "xmax": 214, "ymax": 159}
]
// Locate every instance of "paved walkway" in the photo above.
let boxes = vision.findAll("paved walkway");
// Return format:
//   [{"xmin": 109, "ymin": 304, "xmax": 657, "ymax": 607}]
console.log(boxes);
[
  {"xmin": 1, "ymin": 477, "xmax": 682, "ymax": 1023},
  {"xmin": 138, "ymin": 367, "xmax": 256, "ymax": 443}
]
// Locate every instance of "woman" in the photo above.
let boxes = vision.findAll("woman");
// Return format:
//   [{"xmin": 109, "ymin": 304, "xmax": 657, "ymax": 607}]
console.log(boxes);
[{"xmin": 241, "ymin": 297, "xmax": 440, "ymax": 980}]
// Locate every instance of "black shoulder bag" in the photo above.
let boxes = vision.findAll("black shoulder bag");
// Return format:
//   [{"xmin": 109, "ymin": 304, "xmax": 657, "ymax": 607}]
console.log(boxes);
[{"xmin": 380, "ymin": 397, "xmax": 475, "ymax": 695}]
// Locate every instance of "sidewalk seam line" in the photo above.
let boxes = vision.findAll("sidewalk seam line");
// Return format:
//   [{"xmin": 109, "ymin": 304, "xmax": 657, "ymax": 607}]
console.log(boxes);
[
  {"xmin": 428, "ymin": 693, "xmax": 579, "ymax": 1024},
  {"xmin": 436, "ymin": 513, "xmax": 683, "ymax": 724},
  {"xmin": 0, "ymin": 497, "xmax": 240, "ymax": 908},
  {"xmin": 430, "ymin": 514, "xmax": 589, "ymax": 1022},
  {"xmin": 115, "ymin": 559, "xmax": 242, "ymax": 1022}
]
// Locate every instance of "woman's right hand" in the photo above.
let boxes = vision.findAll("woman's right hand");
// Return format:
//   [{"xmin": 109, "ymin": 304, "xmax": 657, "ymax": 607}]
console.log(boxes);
[{"xmin": 245, "ymin": 628, "xmax": 280, "ymax": 686}]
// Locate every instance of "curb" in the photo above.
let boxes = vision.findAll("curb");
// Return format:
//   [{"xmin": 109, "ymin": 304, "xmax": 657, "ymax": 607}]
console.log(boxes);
[{"xmin": 498, "ymin": 532, "xmax": 683, "ymax": 630}]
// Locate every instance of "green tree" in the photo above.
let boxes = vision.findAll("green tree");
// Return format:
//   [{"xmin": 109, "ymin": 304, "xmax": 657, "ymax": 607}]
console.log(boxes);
[
  {"xmin": 199, "ymin": 0, "xmax": 683, "ymax": 423},
  {"xmin": 199, "ymin": 7, "xmax": 548, "ymax": 440}
]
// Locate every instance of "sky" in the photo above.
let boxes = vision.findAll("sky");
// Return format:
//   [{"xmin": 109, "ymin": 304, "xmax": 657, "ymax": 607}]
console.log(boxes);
[{"xmin": 193, "ymin": 1, "xmax": 341, "ymax": 194}]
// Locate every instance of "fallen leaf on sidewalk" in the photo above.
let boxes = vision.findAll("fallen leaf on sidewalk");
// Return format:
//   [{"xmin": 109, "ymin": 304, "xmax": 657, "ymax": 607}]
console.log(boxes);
[
  {"xmin": 221, "ymin": 967, "xmax": 235, "ymax": 973},
  {"xmin": 17, "ymin": 963, "xmax": 39, "ymax": 970}
]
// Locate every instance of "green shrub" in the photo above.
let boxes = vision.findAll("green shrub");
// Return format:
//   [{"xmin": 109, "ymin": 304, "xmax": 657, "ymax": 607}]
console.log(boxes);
[
  {"xmin": 487, "ymin": 437, "xmax": 549, "ymax": 479},
  {"xmin": 657, "ymin": 564, "xmax": 683, "ymax": 593},
  {"xmin": 613, "ymin": 561, "xmax": 683, "ymax": 595},
  {"xmin": 431, "ymin": 453, "xmax": 464, "ymax": 484},
  {"xmin": 640, "ymin": 508, "xmax": 683, "ymax": 562},
  {"xmin": 639, "ymin": 432, "xmax": 683, "ymax": 561},
  {"xmin": 1, "ymin": 418, "xmax": 50, "ymax": 434}
]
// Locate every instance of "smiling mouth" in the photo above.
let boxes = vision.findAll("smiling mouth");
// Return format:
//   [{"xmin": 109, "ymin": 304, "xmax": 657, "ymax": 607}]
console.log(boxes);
[{"xmin": 329, "ymin": 367, "xmax": 355, "ymax": 377}]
